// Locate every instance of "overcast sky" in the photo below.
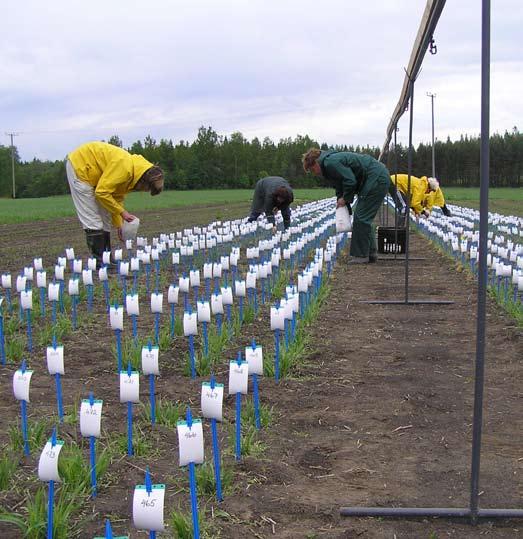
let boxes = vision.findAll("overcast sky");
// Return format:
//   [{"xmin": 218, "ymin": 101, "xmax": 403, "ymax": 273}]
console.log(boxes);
[{"xmin": 1, "ymin": 0, "xmax": 521, "ymax": 161}]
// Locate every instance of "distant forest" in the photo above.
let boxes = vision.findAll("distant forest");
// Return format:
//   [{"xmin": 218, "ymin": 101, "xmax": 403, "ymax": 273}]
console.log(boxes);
[{"xmin": 0, "ymin": 126, "xmax": 522, "ymax": 198}]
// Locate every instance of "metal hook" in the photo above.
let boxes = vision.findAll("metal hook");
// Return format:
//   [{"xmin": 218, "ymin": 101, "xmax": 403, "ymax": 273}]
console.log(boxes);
[{"xmin": 429, "ymin": 35, "xmax": 438, "ymax": 55}]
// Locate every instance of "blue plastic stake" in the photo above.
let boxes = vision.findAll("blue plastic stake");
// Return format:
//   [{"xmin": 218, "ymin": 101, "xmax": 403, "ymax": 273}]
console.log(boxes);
[
  {"xmin": 209, "ymin": 376, "xmax": 223, "ymax": 502},
  {"xmin": 127, "ymin": 362, "xmax": 133, "ymax": 456},
  {"xmin": 71, "ymin": 296, "xmax": 77, "ymax": 330},
  {"xmin": 105, "ymin": 519, "xmax": 113, "ymax": 538},
  {"xmin": 203, "ymin": 321, "xmax": 209, "ymax": 357},
  {"xmin": 88, "ymin": 392, "xmax": 97, "ymax": 497},
  {"xmin": 103, "ymin": 280, "xmax": 110, "ymax": 312},
  {"xmin": 252, "ymin": 373, "xmax": 261, "ymax": 430},
  {"xmin": 0, "ymin": 309, "xmax": 5, "ymax": 366},
  {"xmin": 186, "ymin": 408, "xmax": 200, "ymax": 539},
  {"xmin": 147, "ymin": 340, "xmax": 156, "ymax": 426},
  {"xmin": 40, "ymin": 287, "xmax": 46, "ymax": 317},
  {"xmin": 239, "ymin": 296, "xmax": 243, "ymax": 324},
  {"xmin": 55, "ymin": 372, "xmax": 64, "ymax": 423},
  {"xmin": 284, "ymin": 318, "xmax": 289, "ymax": 350},
  {"xmin": 274, "ymin": 328, "xmax": 280, "ymax": 383},
  {"xmin": 205, "ymin": 278, "xmax": 211, "ymax": 301},
  {"xmin": 115, "ymin": 329, "xmax": 122, "ymax": 372},
  {"xmin": 59, "ymin": 280, "xmax": 64, "ymax": 313},
  {"xmin": 144, "ymin": 467, "xmax": 157, "ymax": 538},
  {"xmin": 6, "ymin": 288, "xmax": 12, "ymax": 313},
  {"xmin": 46, "ymin": 428, "xmax": 57, "ymax": 539},
  {"xmin": 170, "ymin": 303, "xmax": 175, "ymax": 338},
  {"xmin": 145, "ymin": 264, "xmax": 151, "ymax": 295},
  {"xmin": 216, "ymin": 313, "xmax": 222, "ymax": 336},
  {"xmin": 26, "ymin": 309, "xmax": 32, "ymax": 352},
  {"xmin": 19, "ymin": 359, "xmax": 30, "ymax": 456},
  {"xmin": 132, "ymin": 314, "xmax": 138, "ymax": 345},
  {"xmin": 226, "ymin": 305, "xmax": 232, "ymax": 332},
  {"xmin": 235, "ymin": 353, "xmax": 242, "ymax": 461},
  {"xmin": 87, "ymin": 284, "xmax": 93, "ymax": 313},
  {"xmin": 189, "ymin": 334, "xmax": 196, "ymax": 379},
  {"xmin": 122, "ymin": 278, "xmax": 127, "ymax": 307},
  {"xmin": 154, "ymin": 312, "xmax": 160, "ymax": 345}
]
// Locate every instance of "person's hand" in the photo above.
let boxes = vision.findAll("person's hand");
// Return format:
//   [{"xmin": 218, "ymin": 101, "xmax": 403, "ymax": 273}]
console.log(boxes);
[
  {"xmin": 421, "ymin": 209, "xmax": 430, "ymax": 218},
  {"xmin": 117, "ymin": 227, "xmax": 123, "ymax": 242},
  {"xmin": 336, "ymin": 197, "xmax": 346, "ymax": 208},
  {"xmin": 121, "ymin": 210, "xmax": 137, "ymax": 222},
  {"xmin": 272, "ymin": 226, "xmax": 277, "ymax": 235}
]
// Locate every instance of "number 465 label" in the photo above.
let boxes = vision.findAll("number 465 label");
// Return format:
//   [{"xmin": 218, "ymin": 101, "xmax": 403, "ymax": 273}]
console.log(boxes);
[{"xmin": 132, "ymin": 484, "xmax": 165, "ymax": 532}]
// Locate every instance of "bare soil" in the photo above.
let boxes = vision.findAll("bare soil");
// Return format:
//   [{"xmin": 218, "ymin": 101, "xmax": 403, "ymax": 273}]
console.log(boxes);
[{"xmin": 0, "ymin": 208, "xmax": 521, "ymax": 539}]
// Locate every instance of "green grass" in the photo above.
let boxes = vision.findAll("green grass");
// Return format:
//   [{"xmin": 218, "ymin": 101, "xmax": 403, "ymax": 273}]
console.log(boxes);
[
  {"xmin": 0, "ymin": 189, "xmax": 333, "ymax": 224},
  {"xmin": 444, "ymin": 187, "xmax": 523, "ymax": 217}
]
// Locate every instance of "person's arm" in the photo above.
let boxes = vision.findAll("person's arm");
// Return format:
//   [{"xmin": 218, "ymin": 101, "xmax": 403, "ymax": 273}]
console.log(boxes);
[
  {"xmin": 281, "ymin": 206, "xmax": 291, "ymax": 229},
  {"xmin": 94, "ymin": 159, "xmax": 131, "ymax": 227},
  {"xmin": 247, "ymin": 211, "xmax": 261, "ymax": 222},
  {"xmin": 324, "ymin": 162, "xmax": 357, "ymax": 205},
  {"xmin": 263, "ymin": 192, "xmax": 276, "ymax": 224}
]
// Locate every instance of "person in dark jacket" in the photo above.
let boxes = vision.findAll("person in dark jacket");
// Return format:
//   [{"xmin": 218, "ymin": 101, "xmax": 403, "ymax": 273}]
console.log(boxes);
[
  {"xmin": 302, "ymin": 148, "xmax": 391, "ymax": 264},
  {"xmin": 247, "ymin": 176, "xmax": 293, "ymax": 230}
]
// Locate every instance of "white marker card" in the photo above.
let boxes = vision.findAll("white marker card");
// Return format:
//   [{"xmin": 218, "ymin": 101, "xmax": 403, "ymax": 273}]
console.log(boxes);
[
  {"xmin": 234, "ymin": 280, "xmax": 246, "ymax": 297},
  {"xmin": 132, "ymin": 484, "xmax": 166, "ymax": 532},
  {"xmin": 201, "ymin": 382, "xmax": 224, "ymax": 421},
  {"xmin": 102, "ymin": 251, "xmax": 111, "ymax": 265},
  {"xmin": 34, "ymin": 258, "xmax": 43, "ymax": 271},
  {"xmin": 245, "ymin": 346, "xmax": 264, "ymax": 376},
  {"xmin": 1, "ymin": 274, "xmax": 11, "ymax": 288},
  {"xmin": 36, "ymin": 271, "xmax": 46, "ymax": 288},
  {"xmin": 228, "ymin": 361, "xmax": 249, "ymax": 395},
  {"xmin": 57, "ymin": 256, "xmax": 67, "ymax": 267},
  {"xmin": 150, "ymin": 293, "xmax": 163, "ymax": 313},
  {"xmin": 119, "ymin": 262, "xmax": 130, "ymax": 276},
  {"xmin": 197, "ymin": 301, "xmax": 211, "ymax": 323},
  {"xmin": 110, "ymin": 306, "xmax": 124, "ymax": 331},
  {"xmin": 37, "ymin": 439, "xmax": 64, "ymax": 482},
  {"xmin": 23, "ymin": 267, "xmax": 33, "ymax": 280},
  {"xmin": 79, "ymin": 399, "xmax": 103, "ymax": 438},
  {"xmin": 65, "ymin": 247, "xmax": 75, "ymax": 260},
  {"xmin": 126, "ymin": 294, "xmax": 140, "ymax": 316},
  {"xmin": 48, "ymin": 283, "xmax": 60, "ymax": 301},
  {"xmin": 46, "ymin": 346, "xmax": 65, "ymax": 375},
  {"xmin": 119, "ymin": 371, "xmax": 140, "ymax": 403},
  {"xmin": 54, "ymin": 265, "xmax": 65, "ymax": 281},
  {"xmin": 82, "ymin": 269, "xmax": 93, "ymax": 286},
  {"xmin": 73, "ymin": 259, "xmax": 82, "ymax": 274},
  {"xmin": 13, "ymin": 369, "xmax": 33, "ymax": 401},
  {"xmin": 141, "ymin": 346, "xmax": 160, "ymax": 375},
  {"xmin": 68, "ymin": 279, "xmax": 79, "ymax": 296},
  {"xmin": 183, "ymin": 312, "xmax": 198, "ymax": 336},
  {"xmin": 20, "ymin": 290, "xmax": 33, "ymax": 310},
  {"xmin": 87, "ymin": 257, "xmax": 97, "ymax": 271},
  {"xmin": 177, "ymin": 419, "xmax": 204, "ymax": 466}
]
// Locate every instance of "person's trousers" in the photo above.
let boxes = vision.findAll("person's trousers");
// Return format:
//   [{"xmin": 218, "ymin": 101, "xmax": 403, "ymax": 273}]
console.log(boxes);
[
  {"xmin": 350, "ymin": 175, "xmax": 390, "ymax": 258},
  {"xmin": 66, "ymin": 160, "xmax": 112, "ymax": 232}
]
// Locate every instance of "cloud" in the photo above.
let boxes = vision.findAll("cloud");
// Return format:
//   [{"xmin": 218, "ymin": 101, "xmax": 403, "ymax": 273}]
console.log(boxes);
[{"xmin": 0, "ymin": 0, "xmax": 521, "ymax": 161}]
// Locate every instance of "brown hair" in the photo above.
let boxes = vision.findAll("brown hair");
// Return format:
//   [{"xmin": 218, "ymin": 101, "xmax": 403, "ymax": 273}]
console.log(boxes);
[
  {"xmin": 273, "ymin": 186, "xmax": 293, "ymax": 207},
  {"xmin": 136, "ymin": 166, "xmax": 164, "ymax": 196},
  {"xmin": 302, "ymin": 148, "xmax": 322, "ymax": 173}
]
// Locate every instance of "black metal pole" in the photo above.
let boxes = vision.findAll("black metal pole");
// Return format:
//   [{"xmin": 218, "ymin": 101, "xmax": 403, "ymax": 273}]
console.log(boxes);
[
  {"xmin": 469, "ymin": 0, "xmax": 490, "ymax": 525},
  {"xmin": 427, "ymin": 92, "xmax": 436, "ymax": 178},
  {"xmin": 405, "ymin": 78, "xmax": 414, "ymax": 304}
]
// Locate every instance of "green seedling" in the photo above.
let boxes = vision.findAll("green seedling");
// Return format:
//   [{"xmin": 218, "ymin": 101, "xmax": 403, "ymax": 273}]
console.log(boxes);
[
  {"xmin": 115, "ymin": 425, "xmax": 155, "ymax": 457},
  {"xmin": 226, "ymin": 426, "xmax": 266, "ymax": 458},
  {"xmin": 241, "ymin": 399, "xmax": 273, "ymax": 429},
  {"xmin": 8, "ymin": 418, "xmax": 48, "ymax": 455},
  {"xmin": 168, "ymin": 506, "xmax": 216, "ymax": 539},
  {"xmin": 141, "ymin": 398, "xmax": 184, "ymax": 429},
  {"xmin": 195, "ymin": 460, "xmax": 234, "ymax": 498},
  {"xmin": 0, "ymin": 451, "xmax": 17, "ymax": 490}
]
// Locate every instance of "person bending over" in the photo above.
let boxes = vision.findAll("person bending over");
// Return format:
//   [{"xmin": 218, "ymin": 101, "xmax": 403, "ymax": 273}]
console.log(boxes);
[
  {"xmin": 302, "ymin": 148, "xmax": 391, "ymax": 264},
  {"xmin": 66, "ymin": 141, "xmax": 164, "ymax": 264},
  {"xmin": 247, "ymin": 176, "xmax": 294, "ymax": 231}
]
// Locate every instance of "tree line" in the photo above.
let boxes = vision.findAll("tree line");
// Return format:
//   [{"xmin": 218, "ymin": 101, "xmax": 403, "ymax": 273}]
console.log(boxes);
[{"xmin": 0, "ymin": 126, "xmax": 521, "ymax": 198}]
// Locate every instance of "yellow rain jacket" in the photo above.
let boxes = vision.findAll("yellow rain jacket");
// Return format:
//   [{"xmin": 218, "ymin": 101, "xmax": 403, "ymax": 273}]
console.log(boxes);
[
  {"xmin": 68, "ymin": 141, "xmax": 154, "ymax": 227},
  {"xmin": 423, "ymin": 188, "xmax": 445, "ymax": 212},
  {"xmin": 390, "ymin": 174, "xmax": 429, "ymax": 215}
]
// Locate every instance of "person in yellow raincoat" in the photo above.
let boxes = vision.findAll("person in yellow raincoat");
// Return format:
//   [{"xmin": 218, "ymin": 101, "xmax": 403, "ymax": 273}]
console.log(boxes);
[
  {"xmin": 66, "ymin": 141, "xmax": 164, "ymax": 263},
  {"xmin": 423, "ymin": 187, "xmax": 452, "ymax": 216},
  {"xmin": 389, "ymin": 174, "xmax": 439, "ymax": 222}
]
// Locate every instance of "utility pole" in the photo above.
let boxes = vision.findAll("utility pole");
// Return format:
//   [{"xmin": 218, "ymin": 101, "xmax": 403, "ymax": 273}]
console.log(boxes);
[
  {"xmin": 426, "ymin": 93, "xmax": 436, "ymax": 178},
  {"xmin": 5, "ymin": 132, "xmax": 19, "ymax": 198}
]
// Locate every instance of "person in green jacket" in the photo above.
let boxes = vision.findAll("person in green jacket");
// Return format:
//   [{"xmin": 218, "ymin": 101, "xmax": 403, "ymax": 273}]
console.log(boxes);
[
  {"xmin": 247, "ymin": 176, "xmax": 294, "ymax": 230},
  {"xmin": 302, "ymin": 148, "xmax": 391, "ymax": 263}
]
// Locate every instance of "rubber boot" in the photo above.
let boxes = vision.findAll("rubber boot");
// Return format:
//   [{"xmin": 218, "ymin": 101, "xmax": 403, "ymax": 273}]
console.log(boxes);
[{"xmin": 85, "ymin": 229, "xmax": 106, "ymax": 268}]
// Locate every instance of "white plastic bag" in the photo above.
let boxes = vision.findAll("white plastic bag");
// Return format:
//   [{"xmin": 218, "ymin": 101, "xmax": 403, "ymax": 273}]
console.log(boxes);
[
  {"xmin": 122, "ymin": 217, "xmax": 140, "ymax": 241},
  {"xmin": 335, "ymin": 206, "xmax": 352, "ymax": 233}
]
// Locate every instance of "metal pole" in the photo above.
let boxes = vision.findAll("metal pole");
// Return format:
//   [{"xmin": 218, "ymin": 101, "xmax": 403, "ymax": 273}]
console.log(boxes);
[
  {"xmin": 469, "ymin": 0, "xmax": 490, "ymax": 525},
  {"xmin": 427, "ymin": 92, "xmax": 436, "ymax": 178},
  {"xmin": 405, "ymin": 77, "xmax": 415, "ymax": 304}
]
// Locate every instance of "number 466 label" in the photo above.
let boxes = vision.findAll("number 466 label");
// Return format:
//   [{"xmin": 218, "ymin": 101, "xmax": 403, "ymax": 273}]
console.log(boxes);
[{"xmin": 132, "ymin": 484, "xmax": 165, "ymax": 532}]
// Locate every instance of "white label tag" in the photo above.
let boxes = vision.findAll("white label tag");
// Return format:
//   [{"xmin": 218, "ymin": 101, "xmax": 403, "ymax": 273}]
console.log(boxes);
[
  {"xmin": 20, "ymin": 290, "xmax": 33, "ymax": 310},
  {"xmin": 228, "ymin": 361, "xmax": 249, "ymax": 395},
  {"xmin": 110, "ymin": 306, "xmax": 124, "ymax": 331},
  {"xmin": 13, "ymin": 369, "xmax": 33, "ymax": 401},
  {"xmin": 150, "ymin": 293, "xmax": 163, "ymax": 314},
  {"xmin": 201, "ymin": 382, "xmax": 224, "ymax": 421},
  {"xmin": 79, "ymin": 400, "xmax": 103, "ymax": 438},
  {"xmin": 132, "ymin": 485, "xmax": 165, "ymax": 532},
  {"xmin": 119, "ymin": 372, "xmax": 140, "ymax": 403},
  {"xmin": 177, "ymin": 419, "xmax": 204, "ymax": 466},
  {"xmin": 46, "ymin": 346, "xmax": 64, "ymax": 375},
  {"xmin": 245, "ymin": 346, "xmax": 263, "ymax": 376},
  {"xmin": 37, "ymin": 439, "xmax": 64, "ymax": 482},
  {"xmin": 183, "ymin": 312, "xmax": 198, "ymax": 336},
  {"xmin": 126, "ymin": 294, "xmax": 140, "ymax": 316},
  {"xmin": 141, "ymin": 347, "xmax": 160, "ymax": 376}
]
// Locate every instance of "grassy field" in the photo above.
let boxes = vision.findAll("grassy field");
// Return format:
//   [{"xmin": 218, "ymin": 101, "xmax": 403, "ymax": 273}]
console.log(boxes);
[
  {"xmin": 0, "ymin": 187, "xmax": 521, "ymax": 224},
  {"xmin": 0, "ymin": 188, "xmax": 333, "ymax": 224},
  {"xmin": 444, "ymin": 187, "xmax": 523, "ymax": 216}
]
